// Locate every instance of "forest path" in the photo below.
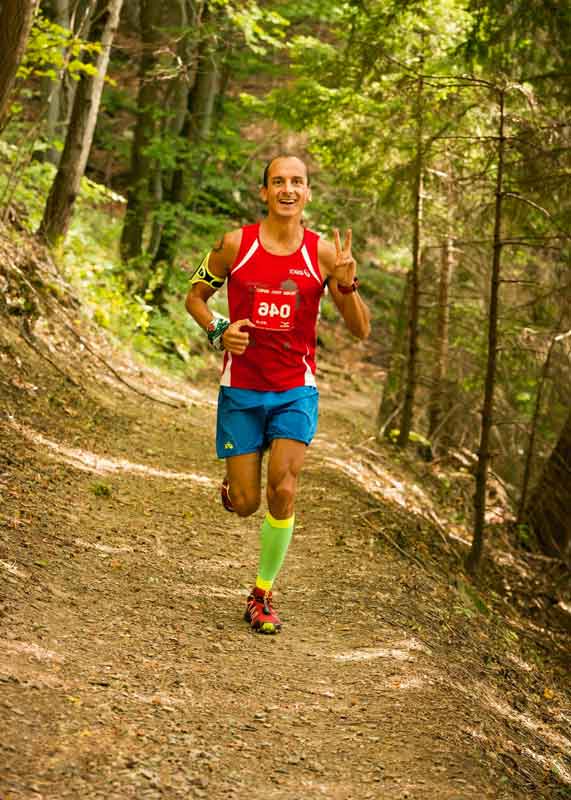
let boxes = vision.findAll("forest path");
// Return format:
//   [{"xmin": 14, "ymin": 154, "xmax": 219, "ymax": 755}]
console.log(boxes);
[{"xmin": 0, "ymin": 342, "xmax": 555, "ymax": 800}]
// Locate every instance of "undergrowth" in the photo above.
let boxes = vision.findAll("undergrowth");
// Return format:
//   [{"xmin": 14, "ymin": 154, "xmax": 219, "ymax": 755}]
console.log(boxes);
[{"xmin": 0, "ymin": 141, "xmax": 231, "ymax": 377}]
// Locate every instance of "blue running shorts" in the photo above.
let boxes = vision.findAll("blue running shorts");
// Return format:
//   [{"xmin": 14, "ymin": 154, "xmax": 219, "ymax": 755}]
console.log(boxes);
[{"xmin": 216, "ymin": 386, "xmax": 319, "ymax": 458}]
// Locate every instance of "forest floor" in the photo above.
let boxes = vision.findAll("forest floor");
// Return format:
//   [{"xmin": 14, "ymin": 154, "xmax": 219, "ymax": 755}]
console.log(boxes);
[{"xmin": 1, "ymin": 234, "xmax": 571, "ymax": 800}]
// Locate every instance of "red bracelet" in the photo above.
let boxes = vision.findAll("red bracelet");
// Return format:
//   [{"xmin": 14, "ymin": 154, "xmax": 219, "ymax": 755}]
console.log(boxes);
[{"xmin": 337, "ymin": 277, "xmax": 359, "ymax": 294}]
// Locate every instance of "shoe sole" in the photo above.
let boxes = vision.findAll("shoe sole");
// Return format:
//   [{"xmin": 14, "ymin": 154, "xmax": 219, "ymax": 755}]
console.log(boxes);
[
  {"xmin": 244, "ymin": 611, "xmax": 281, "ymax": 634},
  {"xmin": 258, "ymin": 622, "xmax": 280, "ymax": 634}
]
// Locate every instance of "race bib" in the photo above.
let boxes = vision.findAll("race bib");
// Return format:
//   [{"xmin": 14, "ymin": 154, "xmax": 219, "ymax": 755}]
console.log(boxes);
[{"xmin": 251, "ymin": 287, "xmax": 297, "ymax": 331}]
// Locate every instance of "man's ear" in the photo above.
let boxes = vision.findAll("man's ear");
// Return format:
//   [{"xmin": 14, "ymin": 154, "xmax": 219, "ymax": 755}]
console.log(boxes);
[{"xmin": 259, "ymin": 186, "xmax": 268, "ymax": 204}]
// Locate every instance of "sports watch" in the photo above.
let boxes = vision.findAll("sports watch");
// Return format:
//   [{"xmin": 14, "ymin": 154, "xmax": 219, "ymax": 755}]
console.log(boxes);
[{"xmin": 337, "ymin": 276, "xmax": 359, "ymax": 294}]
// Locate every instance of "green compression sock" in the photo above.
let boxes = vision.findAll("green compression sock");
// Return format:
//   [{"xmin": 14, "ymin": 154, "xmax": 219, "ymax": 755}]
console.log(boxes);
[{"xmin": 255, "ymin": 511, "xmax": 295, "ymax": 591}]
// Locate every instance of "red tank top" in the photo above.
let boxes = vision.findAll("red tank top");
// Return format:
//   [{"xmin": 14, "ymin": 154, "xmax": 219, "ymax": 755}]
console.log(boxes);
[{"xmin": 220, "ymin": 222, "xmax": 324, "ymax": 391}]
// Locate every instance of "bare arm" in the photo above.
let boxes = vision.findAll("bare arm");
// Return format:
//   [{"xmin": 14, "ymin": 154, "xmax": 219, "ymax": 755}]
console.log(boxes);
[
  {"xmin": 318, "ymin": 230, "xmax": 371, "ymax": 340},
  {"xmin": 184, "ymin": 230, "xmax": 255, "ymax": 354}
]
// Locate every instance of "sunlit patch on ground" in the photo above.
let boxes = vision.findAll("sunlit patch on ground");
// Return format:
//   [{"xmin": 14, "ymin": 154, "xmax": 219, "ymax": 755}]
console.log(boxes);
[
  {"xmin": 504, "ymin": 652, "xmax": 534, "ymax": 672},
  {"xmin": 159, "ymin": 387, "xmax": 217, "ymax": 407},
  {"xmin": 333, "ymin": 637, "xmax": 430, "ymax": 662},
  {"xmin": 457, "ymin": 680, "xmax": 571, "ymax": 767},
  {"xmin": 2, "ymin": 640, "xmax": 64, "ymax": 663},
  {"xmin": 494, "ymin": 549, "xmax": 534, "ymax": 579},
  {"xmin": 0, "ymin": 559, "xmax": 27, "ymax": 578},
  {"xmin": 321, "ymin": 454, "xmax": 451, "ymax": 531},
  {"xmin": 521, "ymin": 747, "xmax": 571, "ymax": 784},
  {"xmin": 447, "ymin": 529, "xmax": 472, "ymax": 546},
  {"xmin": 130, "ymin": 690, "xmax": 189, "ymax": 709},
  {"xmin": 74, "ymin": 537, "xmax": 133, "ymax": 554},
  {"xmin": 10, "ymin": 420, "xmax": 214, "ymax": 484},
  {"xmin": 176, "ymin": 584, "xmax": 246, "ymax": 599}
]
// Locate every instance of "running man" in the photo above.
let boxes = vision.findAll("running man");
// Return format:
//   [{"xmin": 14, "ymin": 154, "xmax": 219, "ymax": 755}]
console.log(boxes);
[{"xmin": 185, "ymin": 154, "xmax": 370, "ymax": 634}]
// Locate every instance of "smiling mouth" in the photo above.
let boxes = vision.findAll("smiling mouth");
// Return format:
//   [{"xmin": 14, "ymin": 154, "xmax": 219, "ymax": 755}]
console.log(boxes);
[{"xmin": 279, "ymin": 198, "xmax": 297, "ymax": 205}]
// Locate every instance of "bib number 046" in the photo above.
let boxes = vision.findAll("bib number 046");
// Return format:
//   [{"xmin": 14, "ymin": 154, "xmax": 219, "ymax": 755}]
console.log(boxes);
[
  {"xmin": 257, "ymin": 301, "xmax": 291, "ymax": 319},
  {"xmin": 251, "ymin": 287, "xmax": 297, "ymax": 330}
]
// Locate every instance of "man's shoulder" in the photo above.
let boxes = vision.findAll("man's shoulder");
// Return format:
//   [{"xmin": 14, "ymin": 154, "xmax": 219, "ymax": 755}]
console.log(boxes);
[
  {"xmin": 216, "ymin": 227, "xmax": 243, "ymax": 249},
  {"xmin": 212, "ymin": 227, "xmax": 243, "ymax": 263}
]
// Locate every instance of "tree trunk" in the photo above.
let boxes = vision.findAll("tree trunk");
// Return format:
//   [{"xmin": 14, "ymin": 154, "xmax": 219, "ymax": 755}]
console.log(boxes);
[
  {"xmin": 40, "ymin": 0, "xmax": 71, "ymax": 165},
  {"xmin": 37, "ymin": 0, "xmax": 124, "ymax": 246},
  {"xmin": 525, "ymin": 406, "xmax": 571, "ymax": 559},
  {"xmin": 397, "ymin": 68, "xmax": 424, "ymax": 448},
  {"xmin": 0, "ymin": 0, "xmax": 38, "ymax": 130},
  {"xmin": 466, "ymin": 87, "xmax": 506, "ymax": 575},
  {"xmin": 377, "ymin": 271, "xmax": 411, "ymax": 436},
  {"xmin": 428, "ymin": 233, "xmax": 453, "ymax": 443},
  {"xmin": 518, "ymin": 328, "xmax": 571, "ymax": 527},
  {"xmin": 153, "ymin": 2, "xmax": 220, "ymax": 266},
  {"xmin": 146, "ymin": 0, "xmax": 197, "ymax": 260},
  {"xmin": 119, "ymin": 0, "xmax": 163, "ymax": 262}
]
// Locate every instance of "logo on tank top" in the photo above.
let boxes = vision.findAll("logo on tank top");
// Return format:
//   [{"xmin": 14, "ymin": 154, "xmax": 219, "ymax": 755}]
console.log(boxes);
[{"xmin": 289, "ymin": 268, "xmax": 311, "ymax": 278}]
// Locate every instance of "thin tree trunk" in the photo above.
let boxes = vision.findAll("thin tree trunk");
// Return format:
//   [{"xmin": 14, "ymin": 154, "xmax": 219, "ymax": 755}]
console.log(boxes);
[
  {"xmin": 377, "ymin": 271, "xmax": 411, "ymax": 436},
  {"xmin": 37, "ymin": 0, "xmax": 123, "ymax": 246},
  {"xmin": 466, "ymin": 87, "xmax": 506, "ymax": 575},
  {"xmin": 518, "ymin": 328, "xmax": 571, "ymax": 525},
  {"xmin": 0, "ymin": 0, "xmax": 39, "ymax": 130},
  {"xmin": 428, "ymin": 233, "xmax": 453, "ymax": 442},
  {"xmin": 524, "ymin": 407, "xmax": 571, "ymax": 559},
  {"xmin": 119, "ymin": 0, "xmax": 163, "ymax": 262},
  {"xmin": 146, "ymin": 0, "xmax": 196, "ymax": 260},
  {"xmin": 153, "ymin": 2, "xmax": 219, "ymax": 266},
  {"xmin": 397, "ymin": 68, "xmax": 424, "ymax": 448},
  {"xmin": 40, "ymin": 0, "xmax": 71, "ymax": 165}
]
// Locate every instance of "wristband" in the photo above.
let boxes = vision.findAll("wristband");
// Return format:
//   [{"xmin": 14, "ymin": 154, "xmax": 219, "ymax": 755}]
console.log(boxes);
[
  {"xmin": 206, "ymin": 317, "xmax": 230, "ymax": 351},
  {"xmin": 337, "ymin": 276, "xmax": 359, "ymax": 294}
]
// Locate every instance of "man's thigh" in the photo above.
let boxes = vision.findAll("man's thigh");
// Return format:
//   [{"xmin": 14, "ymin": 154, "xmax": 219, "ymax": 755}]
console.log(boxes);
[
  {"xmin": 267, "ymin": 439, "xmax": 307, "ymax": 486},
  {"xmin": 226, "ymin": 451, "xmax": 263, "ymax": 502}
]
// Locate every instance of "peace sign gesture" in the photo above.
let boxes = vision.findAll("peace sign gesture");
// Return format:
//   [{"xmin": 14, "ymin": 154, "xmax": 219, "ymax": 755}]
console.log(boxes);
[{"xmin": 332, "ymin": 228, "xmax": 356, "ymax": 288}]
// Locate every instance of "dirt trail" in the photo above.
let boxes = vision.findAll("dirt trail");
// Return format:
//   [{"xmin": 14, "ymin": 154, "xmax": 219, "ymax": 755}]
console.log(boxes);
[{"xmin": 1, "ymin": 331, "xmax": 570, "ymax": 800}]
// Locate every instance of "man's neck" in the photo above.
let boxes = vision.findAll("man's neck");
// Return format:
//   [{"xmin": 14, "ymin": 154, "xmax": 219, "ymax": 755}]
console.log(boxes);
[{"xmin": 259, "ymin": 216, "xmax": 304, "ymax": 254}]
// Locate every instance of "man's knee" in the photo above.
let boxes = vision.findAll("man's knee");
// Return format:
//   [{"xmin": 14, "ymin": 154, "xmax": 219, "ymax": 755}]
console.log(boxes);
[
  {"xmin": 231, "ymin": 487, "xmax": 261, "ymax": 517},
  {"xmin": 267, "ymin": 476, "xmax": 296, "ymax": 517}
]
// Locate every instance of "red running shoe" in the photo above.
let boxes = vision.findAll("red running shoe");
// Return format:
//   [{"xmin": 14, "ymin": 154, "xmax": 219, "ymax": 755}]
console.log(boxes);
[
  {"xmin": 244, "ymin": 587, "xmax": 282, "ymax": 634},
  {"xmin": 220, "ymin": 478, "xmax": 235, "ymax": 513}
]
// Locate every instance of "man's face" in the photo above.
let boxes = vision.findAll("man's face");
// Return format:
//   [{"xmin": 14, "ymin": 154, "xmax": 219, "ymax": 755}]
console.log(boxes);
[{"xmin": 260, "ymin": 157, "xmax": 311, "ymax": 218}]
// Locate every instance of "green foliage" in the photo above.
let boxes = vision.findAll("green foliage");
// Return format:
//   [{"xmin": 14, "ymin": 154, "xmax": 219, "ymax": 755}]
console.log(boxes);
[
  {"xmin": 388, "ymin": 428, "xmax": 431, "ymax": 448},
  {"xmin": 515, "ymin": 523, "xmax": 531, "ymax": 548},
  {"xmin": 224, "ymin": 1, "xmax": 289, "ymax": 54},
  {"xmin": 18, "ymin": 13, "xmax": 101, "ymax": 83},
  {"xmin": 0, "ymin": 142, "xmax": 56, "ymax": 229},
  {"xmin": 91, "ymin": 481, "xmax": 112, "ymax": 497},
  {"xmin": 454, "ymin": 577, "xmax": 490, "ymax": 617},
  {"xmin": 464, "ymin": 0, "xmax": 571, "ymax": 83}
]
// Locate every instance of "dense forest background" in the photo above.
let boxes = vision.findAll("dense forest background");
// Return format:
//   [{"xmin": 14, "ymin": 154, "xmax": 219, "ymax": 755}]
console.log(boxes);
[{"xmin": 0, "ymin": 0, "xmax": 570, "ymax": 573}]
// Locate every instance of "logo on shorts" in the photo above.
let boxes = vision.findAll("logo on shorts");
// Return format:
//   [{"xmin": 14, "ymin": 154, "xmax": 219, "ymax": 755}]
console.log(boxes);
[{"xmin": 224, "ymin": 441, "xmax": 234, "ymax": 450}]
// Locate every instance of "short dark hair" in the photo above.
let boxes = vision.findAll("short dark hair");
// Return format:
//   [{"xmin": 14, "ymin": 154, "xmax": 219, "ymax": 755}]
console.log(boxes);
[{"xmin": 262, "ymin": 155, "xmax": 310, "ymax": 188}]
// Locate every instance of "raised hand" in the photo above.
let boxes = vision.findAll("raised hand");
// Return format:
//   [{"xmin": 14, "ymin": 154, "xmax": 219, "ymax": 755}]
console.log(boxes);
[{"xmin": 332, "ymin": 228, "xmax": 356, "ymax": 288}]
